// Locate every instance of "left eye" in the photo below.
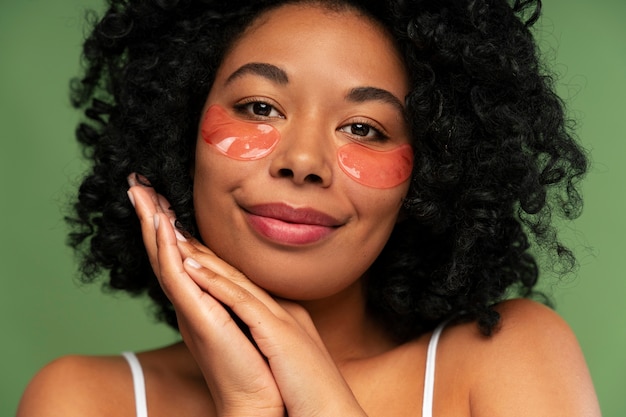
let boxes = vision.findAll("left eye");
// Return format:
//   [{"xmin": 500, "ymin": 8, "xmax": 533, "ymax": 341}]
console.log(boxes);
[
  {"xmin": 349, "ymin": 123, "xmax": 371, "ymax": 136},
  {"xmin": 339, "ymin": 123, "xmax": 386, "ymax": 141},
  {"xmin": 235, "ymin": 101, "xmax": 284, "ymax": 119}
]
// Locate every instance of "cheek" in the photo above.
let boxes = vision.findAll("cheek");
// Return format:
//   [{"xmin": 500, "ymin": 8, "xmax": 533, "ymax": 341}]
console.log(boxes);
[
  {"xmin": 337, "ymin": 143, "xmax": 413, "ymax": 189},
  {"xmin": 201, "ymin": 105, "xmax": 280, "ymax": 160},
  {"xmin": 200, "ymin": 105, "xmax": 413, "ymax": 189}
]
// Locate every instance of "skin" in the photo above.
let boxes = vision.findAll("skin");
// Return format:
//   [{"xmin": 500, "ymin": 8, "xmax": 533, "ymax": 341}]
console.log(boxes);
[
  {"xmin": 193, "ymin": 4, "xmax": 412, "ymax": 303},
  {"xmin": 18, "ymin": 4, "xmax": 601, "ymax": 417},
  {"xmin": 201, "ymin": 103, "xmax": 414, "ymax": 188},
  {"xmin": 201, "ymin": 105, "xmax": 281, "ymax": 160}
]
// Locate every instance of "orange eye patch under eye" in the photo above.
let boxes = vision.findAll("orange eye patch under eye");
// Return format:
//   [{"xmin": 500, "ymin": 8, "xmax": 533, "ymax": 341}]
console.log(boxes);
[
  {"xmin": 337, "ymin": 143, "xmax": 413, "ymax": 189},
  {"xmin": 201, "ymin": 105, "xmax": 280, "ymax": 160}
]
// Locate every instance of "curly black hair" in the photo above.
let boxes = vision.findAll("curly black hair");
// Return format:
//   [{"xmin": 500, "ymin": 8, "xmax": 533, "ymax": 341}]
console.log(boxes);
[{"xmin": 67, "ymin": 0, "xmax": 586, "ymax": 342}]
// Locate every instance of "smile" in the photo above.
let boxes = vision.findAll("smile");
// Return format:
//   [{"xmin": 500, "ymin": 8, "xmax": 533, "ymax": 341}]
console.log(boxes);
[{"xmin": 243, "ymin": 203, "xmax": 342, "ymax": 245}]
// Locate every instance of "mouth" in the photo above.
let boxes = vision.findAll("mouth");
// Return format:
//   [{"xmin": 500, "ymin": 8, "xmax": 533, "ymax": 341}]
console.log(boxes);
[{"xmin": 243, "ymin": 203, "xmax": 342, "ymax": 245}]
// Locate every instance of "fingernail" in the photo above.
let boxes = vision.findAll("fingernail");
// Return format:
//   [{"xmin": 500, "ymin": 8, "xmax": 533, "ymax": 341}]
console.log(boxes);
[
  {"xmin": 171, "ymin": 218, "xmax": 187, "ymax": 241},
  {"xmin": 185, "ymin": 258, "xmax": 201, "ymax": 269},
  {"xmin": 153, "ymin": 214, "xmax": 160, "ymax": 230},
  {"xmin": 158, "ymin": 194, "xmax": 173, "ymax": 213},
  {"xmin": 127, "ymin": 190, "xmax": 136, "ymax": 207},
  {"xmin": 174, "ymin": 229, "xmax": 187, "ymax": 242},
  {"xmin": 127, "ymin": 173, "xmax": 138, "ymax": 187},
  {"xmin": 136, "ymin": 173, "xmax": 151, "ymax": 187}
]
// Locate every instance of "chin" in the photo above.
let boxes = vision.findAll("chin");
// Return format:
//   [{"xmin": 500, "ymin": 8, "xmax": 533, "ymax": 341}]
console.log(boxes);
[{"xmin": 244, "ymin": 265, "xmax": 364, "ymax": 302}]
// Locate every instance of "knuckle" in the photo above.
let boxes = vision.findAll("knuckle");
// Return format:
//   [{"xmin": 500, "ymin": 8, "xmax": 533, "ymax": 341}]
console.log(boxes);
[{"xmin": 230, "ymin": 286, "xmax": 254, "ymax": 304}]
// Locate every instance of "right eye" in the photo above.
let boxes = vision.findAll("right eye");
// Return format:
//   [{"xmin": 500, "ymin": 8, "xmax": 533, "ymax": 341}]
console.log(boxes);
[{"xmin": 235, "ymin": 100, "xmax": 285, "ymax": 119}]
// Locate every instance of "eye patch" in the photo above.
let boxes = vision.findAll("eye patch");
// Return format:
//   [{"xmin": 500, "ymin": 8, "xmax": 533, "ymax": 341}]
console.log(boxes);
[
  {"xmin": 337, "ymin": 143, "xmax": 413, "ymax": 189},
  {"xmin": 201, "ymin": 105, "xmax": 280, "ymax": 160}
]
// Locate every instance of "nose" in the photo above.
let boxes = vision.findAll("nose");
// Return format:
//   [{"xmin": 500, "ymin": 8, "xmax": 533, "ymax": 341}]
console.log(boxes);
[{"xmin": 269, "ymin": 119, "xmax": 334, "ymax": 187}]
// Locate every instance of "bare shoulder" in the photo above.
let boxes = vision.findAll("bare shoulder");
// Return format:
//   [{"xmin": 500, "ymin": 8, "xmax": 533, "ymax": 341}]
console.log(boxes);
[
  {"xmin": 18, "ymin": 343, "xmax": 214, "ymax": 417},
  {"xmin": 437, "ymin": 299, "xmax": 601, "ymax": 417},
  {"xmin": 17, "ymin": 354, "xmax": 135, "ymax": 417},
  {"xmin": 489, "ymin": 299, "xmax": 591, "ymax": 363}
]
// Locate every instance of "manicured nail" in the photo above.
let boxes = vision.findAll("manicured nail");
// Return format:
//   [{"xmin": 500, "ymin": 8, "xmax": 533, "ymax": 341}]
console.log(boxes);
[
  {"xmin": 153, "ymin": 214, "xmax": 160, "ymax": 230},
  {"xmin": 136, "ymin": 173, "xmax": 151, "ymax": 187},
  {"xmin": 174, "ymin": 230, "xmax": 187, "ymax": 242},
  {"xmin": 127, "ymin": 173, "xmax": 138, "ymax": 187},
  {"xmin": 158, "ymin": 194, "xmax": 172, "ymax": 213},
  {"xmin": 127, "ymin": 190, "xmax": 136, "ymax": 207},
  {"xmin": 168, "ymin": 218, "xmax": 187, "ymax": 241},
  {"xmin": 185, "ymin": 258, "xmax": 202, "ymax": 269}
]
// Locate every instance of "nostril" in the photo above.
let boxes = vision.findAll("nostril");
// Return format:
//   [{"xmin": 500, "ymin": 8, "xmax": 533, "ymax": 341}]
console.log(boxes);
[
  {"xmin": 277, "ymin": 168, "xmax": 323, "ymax": 184},
  {"xmin": 304, "ymin": 174, "xmax": 323, "ymax": 184},
  {"xmin": 278, "ymin": 168, "xmax": 294, "ymax": 178}
]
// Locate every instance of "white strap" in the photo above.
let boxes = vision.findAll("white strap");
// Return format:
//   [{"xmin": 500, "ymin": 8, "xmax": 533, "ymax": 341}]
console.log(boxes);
[
  {"xmin": 422, "ymin": 322, "xmax": 446, "ymax": 417},
  {"xmin": 122, "ymin": 352, "xmax": 148, "ymax": 417}
]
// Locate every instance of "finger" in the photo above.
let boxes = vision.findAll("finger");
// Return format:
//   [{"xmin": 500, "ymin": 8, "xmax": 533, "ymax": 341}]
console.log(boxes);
[
  {"xmin": 177, "ymin": 239, "xmax": 286, "ymax": 316},
  {"xmin": 182, "ymin": 260, "xmax": 305, "ymax": 349},
  {"xmin": 154, "ymin": 214, "xmax": 272, "ymax": 359},
  {"xmin": 128, "ymin": 187, "xmax": 160, "ymax": 275},
  {"xmin": 127, "ymin": 173, "xmax": 171, "ymax": 217},
  {"xmin": 153, "ymin": 213, "xmax": 240, "ymax": 330},
  {"xmin": 176, "ymin": 235, "xmax": 263, "ymax": 291},
  {"xmin": 156, "ymin": 193, "xmax": 180, "ymax": 225},
  {"xmin": 128, "ymin": 172, "xmax": 188, "ymax": 272},
  {"xmin": 152, "ymin": 213, "xmax": 189, "ymax": 298},
  {"xmin": 129, "ymin": 173, "xmax": 186, "ymax": 241},
  {"xmin": 174, "ymin": 232, "xmax": 258, "ymax": 289},
  {"xmin": 178, "ymin": 239, "xmax": 242, "ymax": 281},
  {"xmin": 153, "ymin": 213, "xmax": 235, "ymax": 330},
  {"xmin": 182, "ymin": 261, "xmax": 355, "ymax": 416}
]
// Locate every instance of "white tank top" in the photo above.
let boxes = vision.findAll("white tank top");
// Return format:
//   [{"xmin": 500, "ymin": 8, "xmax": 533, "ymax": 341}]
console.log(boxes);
[{"xmin": 122, "ymin": 323, "xmax": 446, "ymax": 417}]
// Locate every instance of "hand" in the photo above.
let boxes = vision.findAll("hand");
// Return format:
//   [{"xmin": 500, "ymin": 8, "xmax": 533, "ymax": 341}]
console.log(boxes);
[
  {"xmin": 128, "ymin": 174, "xmax": 283, "ymax": 417},
  {"xmin": 127, "ymin": 174, "xmax": 367, "ymax": 417}
]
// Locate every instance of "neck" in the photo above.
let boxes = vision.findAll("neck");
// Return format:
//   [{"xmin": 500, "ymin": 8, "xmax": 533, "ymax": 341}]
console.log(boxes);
[
  {"xmin": 298, "ymin": 279, "xmax": 396, "ymax": 365},
  {"xmin": 175, "ymin": 277, "xmax": 397, "ymax": 382}
]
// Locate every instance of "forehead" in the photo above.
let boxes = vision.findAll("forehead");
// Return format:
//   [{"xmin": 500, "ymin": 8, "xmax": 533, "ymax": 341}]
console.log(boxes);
[
  {"xmin": 238, "ymin": 3, "xmax": 395, "ymax": 51},
  {"xmin": 216, "ymin": 3, "xmax": 407, "ymax": 91},
  {"xmin": 244, "ymin": 2, "xmax": 386, "ymax": 35}
]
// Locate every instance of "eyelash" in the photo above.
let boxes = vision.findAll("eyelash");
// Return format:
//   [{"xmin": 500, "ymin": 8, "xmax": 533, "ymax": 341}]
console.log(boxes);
[
  {"xmin": 338, "ymin": 119, "xmax": 389, "ymax": 142},
  {"xmin": 233, "ymin": 99, "xmax": 389, "ymax": 142},
  {"xmin": 233, "ymin": 98, "xmax": 285, "ymax": 119}
]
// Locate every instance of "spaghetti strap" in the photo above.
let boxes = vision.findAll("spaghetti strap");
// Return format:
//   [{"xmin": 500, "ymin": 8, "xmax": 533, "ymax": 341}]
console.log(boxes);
[
  {"xmin": 120, "ymin": 326, "xmax": 446, "ymax": 417},
  {"xmin": 122, "ymin": 352, "xmax": 148, "ymax": 417},
  {"xmin": 422, "ymin": 322, "xmax": 447, "ymax": 417}
]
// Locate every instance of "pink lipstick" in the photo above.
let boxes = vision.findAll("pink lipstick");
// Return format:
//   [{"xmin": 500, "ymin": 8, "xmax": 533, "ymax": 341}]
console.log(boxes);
[{"xmin": 244, "ymin": 203, "xmax": 341, "ymax": 245}]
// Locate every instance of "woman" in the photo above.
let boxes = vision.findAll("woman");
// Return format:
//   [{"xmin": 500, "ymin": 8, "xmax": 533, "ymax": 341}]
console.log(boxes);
[{"xmin": 18, "ymin": 0, "xmax": 600, "ymax": 416}]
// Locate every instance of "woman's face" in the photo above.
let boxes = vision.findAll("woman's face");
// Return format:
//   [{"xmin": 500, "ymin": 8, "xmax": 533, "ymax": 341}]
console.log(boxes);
[{"xmin": 193, "ymin": 4, "xmax": 411, "ymax": 300}]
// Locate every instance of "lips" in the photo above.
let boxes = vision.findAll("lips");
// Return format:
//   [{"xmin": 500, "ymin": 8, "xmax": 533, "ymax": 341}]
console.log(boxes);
[{"xmin": 244, "ymin": 203, "xmax": 342, "ymax": 245}]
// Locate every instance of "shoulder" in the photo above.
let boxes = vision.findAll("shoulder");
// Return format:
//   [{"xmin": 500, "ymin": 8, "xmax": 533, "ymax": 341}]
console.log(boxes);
[
  {"xmin": 17, "ymin": 354, "xmax": 135, "ymax": 417},
  {"xmin": 466, "ymin": 299, "xmax": 587, "ymax": 374},
  {"xmin": 437, "ymin": 299, "xmax": 601, "ymax": 417},
  {"xmin": 18, "ymin": 344, "xmax": 212, "ymax": 417}
]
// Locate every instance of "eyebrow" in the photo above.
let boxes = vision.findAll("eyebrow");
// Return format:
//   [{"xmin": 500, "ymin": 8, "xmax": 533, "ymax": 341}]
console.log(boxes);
[
  {"xmin": 345, "ymin": 87, "xmax": 406, "ymax": 116},
  {"xmin": 225, "ymin": 62, "xmax": 289, "ymax": 85},
  {"xmin": 225, "ymin": 62, "xmax": 406, "ymax": 115}
]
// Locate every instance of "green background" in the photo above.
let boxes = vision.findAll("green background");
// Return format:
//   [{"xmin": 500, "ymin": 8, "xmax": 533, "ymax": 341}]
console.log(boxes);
[{"xmin": 1, "ymin": 1, "xmax": 624, "ymax": 415}]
